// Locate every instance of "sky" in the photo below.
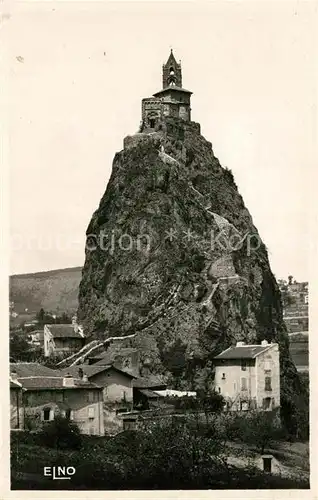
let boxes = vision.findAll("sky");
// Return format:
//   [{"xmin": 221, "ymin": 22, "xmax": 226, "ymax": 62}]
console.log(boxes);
[{"xmin": 3, "ymin": 1, "xmax": 316, "ymax": 281}]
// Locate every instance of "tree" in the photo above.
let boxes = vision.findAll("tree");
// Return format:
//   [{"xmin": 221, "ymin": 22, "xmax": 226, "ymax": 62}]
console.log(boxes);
[
  {"xmin": 226, "ymin": 410, "xmax": 283, "ymax": 454},
  {"xmin": 36, "ymin": 308, "xmax": 45, "ymax": 324},
  {"xmin": 197, "ymin": 390, "xmax": 225, "ymax": 415},
  {"xmin": 38, "ymin": 415, "xmax": 82, "ymax": 450},
  {"xmin": 162, "ymin": 339, "xmax": 187, "ymax": 388},
  {"xmin": 10, "ymin": 332, "xmax": 33, "ymax": 362}
]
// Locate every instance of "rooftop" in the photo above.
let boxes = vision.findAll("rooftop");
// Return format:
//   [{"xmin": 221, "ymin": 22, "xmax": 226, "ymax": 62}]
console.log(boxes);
[
  {"xmin": 214, "ymin": 343, "xmax": 276, "ymax": 360},
  {"xmin": 10, "ymin": 378, "xmax": 22, "ymax": 389},
  {"xmin": 61, "ymin": 364, "xmax": 136, "ymax": 379},
  {"xmin": 153, "ymin": 85, "xmax": 192, "ymax": 96},
  {"xmin": 133, "ymin": 375, "xmax": 167, "ymax": 389},
  {"xmin": 45, "ymin": 324, "xmax": 84, "ymax": 339},
  {"xmin": 16, "ymin": 376, "xmax": 101, "ymax": 391},
  {"xmin": 90, "ymin": 347, "xmax": 137, "ymax": 363},
  {"xmin": 10, "ymin": 362, "xmax": 61, "ymax": 378},
  {"xmin": 138, "ymin": 388, "xmax": 161, "ymax": 399}
]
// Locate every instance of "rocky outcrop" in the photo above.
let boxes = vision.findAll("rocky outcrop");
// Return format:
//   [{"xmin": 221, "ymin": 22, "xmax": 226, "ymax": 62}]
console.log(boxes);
[{"xmin": 78, "ymin": 117, "xmax": 299, "ymax": 401}]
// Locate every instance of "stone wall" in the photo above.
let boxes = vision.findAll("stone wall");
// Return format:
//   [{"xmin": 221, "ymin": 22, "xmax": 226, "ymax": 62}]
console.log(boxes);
[{"xmin": 23, "ymin": 388, "xmax": 104, "ymax": 435}]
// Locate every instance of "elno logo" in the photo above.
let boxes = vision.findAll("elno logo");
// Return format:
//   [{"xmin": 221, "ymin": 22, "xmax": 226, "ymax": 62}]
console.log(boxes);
[{"xmin": 44, "ymin": 466, "xmax": 76, "ymax": 480}]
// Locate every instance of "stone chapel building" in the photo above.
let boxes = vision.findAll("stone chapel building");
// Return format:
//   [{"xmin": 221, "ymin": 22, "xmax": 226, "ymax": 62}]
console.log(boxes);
[{"xmin": 141, "ymin": 49, "xmax": 192, "ymax": 131}]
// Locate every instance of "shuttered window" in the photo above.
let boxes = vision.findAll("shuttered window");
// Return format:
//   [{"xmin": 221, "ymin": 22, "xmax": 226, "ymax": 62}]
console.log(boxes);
[
  {"xmin": 42, "ymin": 407, "xmax": 54, "ymax": 421},
  {"xmin": 265, "ymin": 377, "xmax": 272, "ymax": 391}
]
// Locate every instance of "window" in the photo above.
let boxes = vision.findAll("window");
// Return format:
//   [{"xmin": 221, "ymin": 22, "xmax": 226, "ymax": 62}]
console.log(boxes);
[
  {"xmin": 241, "ymin": 360, "xmax": 247, "ymax": 371},
  {"xmin": 218, "ymin": 387, "xmax": 221, "ymax": 393},
  {"xmin": 87, "ymin": 391, "xmax": 94, "ymax": 403},
  {"xmin": 149, "ymin": 118, "xmax": 155, "ymax": 129},
  {"xmin": 65, "ymin": 409, "xmax": 72, "ymax": 420},
  {"xmin": 43, "ymin": 407, "xmax": 51, "ymax": 421},
  {"xmin": 221, "ymin": 373, "xmax": 226, "ymax": 380},
  {"xmin": 265, "ymin": 377, "xmax": 272, "ymax": 391},
  {"xmin": 262, "ymin": 397, "xmax": 272, "ymax": 410},
  {"xmin": 241, "ymin": 377, "xmax": 247, "ymax": 391},
  {"xmin": 263, "ymin": 456, "xmax": 272, "ymax": 473},
  {"xmin": 88, "ymin": 407, "xmax": 95, "ymax": 419},
  {"xmin": 123, "ymin": 419, "xmax": 137, "ymax": 431}
]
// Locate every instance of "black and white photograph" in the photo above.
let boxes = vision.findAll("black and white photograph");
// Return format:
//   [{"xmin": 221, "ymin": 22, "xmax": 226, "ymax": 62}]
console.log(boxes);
[{"xmin": 1, "ymin": 0, "xmax": 316, "ymax": 494}]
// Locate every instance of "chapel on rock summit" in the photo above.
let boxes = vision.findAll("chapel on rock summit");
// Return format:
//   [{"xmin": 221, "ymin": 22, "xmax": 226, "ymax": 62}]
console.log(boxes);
[{"xmin": 141, "ymin": 50, "xmax": 193, "ymax": 132}]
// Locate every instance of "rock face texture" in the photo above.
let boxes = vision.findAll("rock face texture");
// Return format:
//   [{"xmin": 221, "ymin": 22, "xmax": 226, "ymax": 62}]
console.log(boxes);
[{"xmin": 78, "ymin": 117, "xmax": 299, "ymax": 401}]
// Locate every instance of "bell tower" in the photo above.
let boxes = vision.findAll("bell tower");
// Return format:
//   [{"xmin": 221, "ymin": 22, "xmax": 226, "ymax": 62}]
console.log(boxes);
[
  {"xmin": 140, "ymin": 50, "xmax": 192, "ymax": 132},
  {"xmin": 162, "ymin": 49, "xmax": 182, "ymax": 88}
]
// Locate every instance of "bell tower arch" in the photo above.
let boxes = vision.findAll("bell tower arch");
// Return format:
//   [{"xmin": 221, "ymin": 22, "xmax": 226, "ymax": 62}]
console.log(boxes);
[{"xmin": 162, "ymin": 49, "xmax": 182, "ymax": 88}]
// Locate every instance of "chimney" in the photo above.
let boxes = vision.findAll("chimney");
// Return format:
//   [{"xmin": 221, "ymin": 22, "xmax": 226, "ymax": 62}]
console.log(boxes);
[
  {"xmin": 63, "ymin": 375, "xmax": 75, "ymax": 387},
  {"xmin": 72, "ymin": 315, "xmax": 78, "ymax": 333},
  {"xmin": 261, "ymin": 340, "xmax": 269, "ymax": 347},
  {"xmin": 82, "ymin": 374, "xmax": 88, "ymax": 382},
  {"xmin": 78, "ymin": 367, "xmax": 84, "ymax": 379},
  {"xmin": 236, "ymin": 341, "xmax": 245, "ymax": 347}
]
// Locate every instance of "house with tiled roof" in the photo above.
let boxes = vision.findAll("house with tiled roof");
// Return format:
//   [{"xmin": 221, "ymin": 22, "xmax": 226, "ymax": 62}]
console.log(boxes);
[
  {"xmin": 10, "ymin": 362, "xmax": 60, "ymax": 378},
  {"xmin": 10, "ymin": 362, "xmax": 104, "ymax": 435},
  {"xmin": 61, "ymin": 364, "xmax": 136, "ymax": 403},
  {"xmin": 60, "ymin": 363, "xmax": 138, "ymax": 434},
  {"xmin": 88, "ymin": 347, "xmax": 139, "ymax": 376},
  {"xmin": 44, "ymin": 318, "xmax": 85, "ymax": 357},
  {"xmin": 213, "ymin": 340, "xmax": 280, "ymax": 412}
]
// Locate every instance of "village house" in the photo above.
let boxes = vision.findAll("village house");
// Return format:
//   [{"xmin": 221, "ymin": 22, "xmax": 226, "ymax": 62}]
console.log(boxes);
[
  {"xmin": 10, "ymin": 363, "xmax": 104, "ymax": 436},
  {"xmin": 132, "ymin": 375, "xmax": 168, "ymax": 410},
  {"xmin": 213, "ymin": 340, "xmax": 280, "ymax": 411},
  {"xmin": 61, "ymin": 364, "xmax": 136, "ymax": 404},
  {"xmin": 43, "ymin": 319, "xmax": 85, "ymax": 357},
  {"xmin": 60, "ymin": 363, "xmax": 137, "ymax": 434},
  {"xmin": 88, "ymin": 347, "xmax": 139, "ymax": 376}
]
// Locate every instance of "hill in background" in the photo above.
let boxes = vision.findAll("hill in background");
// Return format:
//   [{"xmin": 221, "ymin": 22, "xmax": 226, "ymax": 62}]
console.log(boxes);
[
  {"xmin": 10, "ymin": 267, "xmax": 82, "ymax": 316},
  {"xmin": 9, "ymin": 264, "xmax": 308, "ymax": 373}
]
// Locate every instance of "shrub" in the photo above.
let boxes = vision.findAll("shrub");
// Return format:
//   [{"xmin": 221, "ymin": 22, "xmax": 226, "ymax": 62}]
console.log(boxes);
[
  {"xmin": 11, "ymin": 417, "xmax": 310, "ymax": 489},
  {"xmin": 225, "ymin": 410, "xmax": 285, "ymax": 453},
  {"xmin": 38, "ymin": 416, "xmax": 82, "ymax": 450}
]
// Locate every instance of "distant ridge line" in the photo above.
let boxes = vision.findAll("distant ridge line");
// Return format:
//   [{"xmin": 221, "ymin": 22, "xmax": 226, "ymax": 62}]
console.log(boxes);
[{"xmin": 10, "ymin": 266, "xmax": 83, "ymax": 279}]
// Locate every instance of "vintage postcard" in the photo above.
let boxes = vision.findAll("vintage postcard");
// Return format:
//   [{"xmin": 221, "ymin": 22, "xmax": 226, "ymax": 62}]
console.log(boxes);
[{"xmin": 1, "ymin": 0, "xmax": 316, "ymax": 498}]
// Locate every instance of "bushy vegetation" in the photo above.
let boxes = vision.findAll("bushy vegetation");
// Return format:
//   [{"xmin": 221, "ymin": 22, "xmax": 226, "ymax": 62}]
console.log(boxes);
[
  {"xmin": 37, "ymin": 416, "xmax": 82, "ymax": 450},
  {"xmin": 164, "ymin": 390, "xmax": 225, "ymax": 414},
  {"xmin": 11, "ymin": 413, "xmax": 309, "ymax": 490},
  {"xmin": 224, "ymin": 410, "xmax": 285, "ymax": 453},
  {"xmin": 36, "ymin": 308, "xmax": 72, "ymax": 326}
]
